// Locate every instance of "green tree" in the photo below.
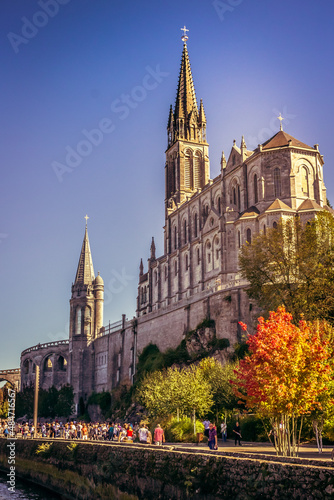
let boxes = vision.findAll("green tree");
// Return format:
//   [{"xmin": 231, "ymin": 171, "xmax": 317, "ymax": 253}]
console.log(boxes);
[
  {"xmin": 239, "ymin": 211, "xmax": 334, "ymax": 322},
  {"xmin": 16, "ymin": 384, "xmax": 74, "ymax": 419},
  {"xmin": 137, "ymin": 365, "xmax": 213, "ymax": 419},
  {"xmin": 15, "ymin": 384, "xmax": 34, "ymax": 418},
  {"xmin": 196, "ymin": 358, "xmax": 241, "ymax": 422},
  {"xmin": 54, "ymin": 385, "xmax": 74, "ymax": 417},
  {"xmin": 39, "ymin": 386, "xmax": 58, "ymax": 418},
  {"xmin": 0, "ymin": 383, "xmax": 12, "ymax": 418}
]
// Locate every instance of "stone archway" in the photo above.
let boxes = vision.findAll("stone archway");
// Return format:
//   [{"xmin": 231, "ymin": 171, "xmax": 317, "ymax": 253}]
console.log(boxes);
[{"xmin": 0, "ymin": 369, "xmax": 21, "ymax": 391}]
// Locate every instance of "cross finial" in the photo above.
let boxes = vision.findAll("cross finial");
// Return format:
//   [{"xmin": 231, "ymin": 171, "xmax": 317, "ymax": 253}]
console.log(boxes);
[
  {"xmin": 84, "ymin": 214, "xmax": 89, "ymax": 227},
  {"xmin": 181, "ymin": 25, "xmax": 189, "ymax": 42},
  {"xmin": 277, "ymin": 113, "xmax": 284, "ymax": 131}
]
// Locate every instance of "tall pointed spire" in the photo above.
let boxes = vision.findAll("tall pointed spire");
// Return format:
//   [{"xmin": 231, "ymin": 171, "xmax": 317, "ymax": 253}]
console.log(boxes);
[
  {"xmin": 174, "ymin": 42, "xmax": 198, "ymax": 123},
  {"xmin": 164, "ymin": 30, "xmax": 210, "ymax": 212},
  {"xmin": 74, "ymin": 221, "xmax": 95, "ymax": 285}
]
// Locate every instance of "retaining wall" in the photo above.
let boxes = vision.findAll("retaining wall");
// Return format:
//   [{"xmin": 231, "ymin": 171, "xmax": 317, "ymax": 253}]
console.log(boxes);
[{"xmin": 1, "ymin": 439, "xmax": 334, "ymax": 499}]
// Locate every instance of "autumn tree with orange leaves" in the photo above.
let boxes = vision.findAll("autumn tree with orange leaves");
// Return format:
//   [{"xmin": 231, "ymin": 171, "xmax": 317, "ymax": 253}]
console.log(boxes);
[{"xmin": 234, "ymin": 307, "xmax": 334, "ymax": 457}]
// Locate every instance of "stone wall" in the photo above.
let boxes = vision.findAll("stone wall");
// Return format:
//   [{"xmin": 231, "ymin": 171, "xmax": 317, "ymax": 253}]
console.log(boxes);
[
  {"xmin": 1, "ymin": 438, "xmax": 334, "ymax": 499},
  {"xmin": 91, "ymin": 283, "xmax": 256, "ymax": 393}
]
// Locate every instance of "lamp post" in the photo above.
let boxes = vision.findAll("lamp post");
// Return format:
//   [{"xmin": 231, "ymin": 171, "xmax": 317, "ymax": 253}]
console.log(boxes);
[{"xmin": 33, "ymin": 365, "xmax": 39, "ymax": 438}]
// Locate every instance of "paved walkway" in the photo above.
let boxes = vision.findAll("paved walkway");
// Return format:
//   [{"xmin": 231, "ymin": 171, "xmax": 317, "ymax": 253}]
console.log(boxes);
[{"xmin": 172, "ymin": 439, "xmax": 334, "ymax": 463}]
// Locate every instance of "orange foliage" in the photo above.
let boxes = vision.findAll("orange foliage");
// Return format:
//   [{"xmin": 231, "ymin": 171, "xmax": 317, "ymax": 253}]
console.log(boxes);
[{"xmin": 234, "ymin": 307, "xmax": 333, "ymax": 417}]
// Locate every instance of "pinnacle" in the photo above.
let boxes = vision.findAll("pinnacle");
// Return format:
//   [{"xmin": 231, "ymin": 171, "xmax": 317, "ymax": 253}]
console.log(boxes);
[{"xmin": 74, "ymin": 226, "xmax": 95, "ymax": 285}]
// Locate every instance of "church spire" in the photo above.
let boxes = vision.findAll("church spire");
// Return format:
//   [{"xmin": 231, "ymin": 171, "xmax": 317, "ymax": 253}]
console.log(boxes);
[
  {"xmin": 74, "ymin": 220, "xmax": 95, "ymax": 285},
  {"xmin": 164, "ymin": 30, "xmax": 210, "ymax": 213},
  {"xmin": 174, "ymin": 42, "xmax": 198, "ymax": 123},
  {"xmin": 168, "ymin": 36, "xmax": 207, "ymax": 145}
]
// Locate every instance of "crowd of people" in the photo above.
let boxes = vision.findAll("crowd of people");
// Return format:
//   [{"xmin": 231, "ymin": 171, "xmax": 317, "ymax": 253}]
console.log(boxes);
[
  {"xmin": 1, "ymin": 418, "xmax": 241, "ymax": 449},
  {"xmin": 0, "ymin": 420, "xmax": 166, "ymax": 445}
]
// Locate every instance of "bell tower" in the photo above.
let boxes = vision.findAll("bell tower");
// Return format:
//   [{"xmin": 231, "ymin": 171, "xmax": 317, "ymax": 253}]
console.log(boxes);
[
  {"xmin": 68, "ymin": 216, "xmax": 104, "ymax": 408},
  {"xmin": 165, "ymin": 28, "xmax": 210, "ymax": 217}
]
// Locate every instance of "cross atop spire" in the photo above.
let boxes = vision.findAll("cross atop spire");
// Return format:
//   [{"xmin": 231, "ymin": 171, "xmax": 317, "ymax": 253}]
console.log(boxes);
[
  {"xmin": 84, "ymin": 214, "xmax": 89, "ymax": 227},
  {"xmin": 277, "ymin": 113, "xmax": 284, "ymax": 131},
  {"xmin": 180, "ymin": 25, "xmax": 189, "ymax": 42}
]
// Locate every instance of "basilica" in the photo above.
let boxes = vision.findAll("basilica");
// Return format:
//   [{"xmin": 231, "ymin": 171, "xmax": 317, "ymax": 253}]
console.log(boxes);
[{"xmin": 20, "ymin": 38, "xmax": 329, "ymax": 409}]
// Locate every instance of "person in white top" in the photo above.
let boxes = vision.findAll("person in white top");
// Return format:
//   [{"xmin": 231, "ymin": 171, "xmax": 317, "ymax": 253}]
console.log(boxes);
[{"xmin": 138, "ymin": 425, "xmax": 149, "ymax": 444}]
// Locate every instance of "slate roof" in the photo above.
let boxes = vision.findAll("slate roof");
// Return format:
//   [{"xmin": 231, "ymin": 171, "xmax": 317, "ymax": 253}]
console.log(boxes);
[
  {"xmin": 265, "ymin": 199, "xmax": 294, "ymax": 212},
  {"xmin": 74, "ymin": 226, "xmax": 95, "ymax": 285}
]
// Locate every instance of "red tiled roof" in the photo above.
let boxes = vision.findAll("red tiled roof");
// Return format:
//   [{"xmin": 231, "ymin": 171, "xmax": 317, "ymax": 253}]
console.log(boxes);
[{"xmin": 262, "ymin": 131, "xmax": 313, "ymax": 150}]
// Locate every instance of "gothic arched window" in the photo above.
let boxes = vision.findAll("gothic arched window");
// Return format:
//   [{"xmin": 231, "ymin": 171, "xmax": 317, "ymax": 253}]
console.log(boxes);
[
  {"xmin": 185, "ymin": 254, "xmax": 189, "ymax": 270},
  {"xmin": 254, "ymin": 174, "xmax": 258, "ymax": 204},
  {"xmin": 274, "ymin": 168, "xmax": 281, "ymax": 198},
  {"xmin": 174, "ymin": 226, "xmax": 177, "ymax": 250},
  {"xmin": 76, "ymin": 307, "xmax": 82, "ymax": 335},
  {"xmin": 23, "ymin": 359, "xmax": 29, "ymax": 375},
  {"xmin": 217, "ymin": 197, "xmax": 221, "ymax": 215},
  {"xmin": 301, "ymin": 166, "xmax": 309, "ymax": 196},
  {"xmin": 194, "ymin": 151, "xmax": 202, "ymax": 189},
  {"xmin": 246, "ymin": 228, "xmax": 252, "ymax": 244},
  {"xmin": 184, "ymin": 219, "xmax": 187, "ymax": 244},
  {"xmin": 184, "ymin": 149, "xmax": 193, "ymax": 189},
  {"xmin": 194, "ymin": 213, "xmax": 198, "ymax": 238},
  {"xmin": 58, "ymin": 356, "xmax": 67, "ymax": 371},
  {"xmin": 44, "ymin": 356, "xmax": 53, "ymax": 372}
]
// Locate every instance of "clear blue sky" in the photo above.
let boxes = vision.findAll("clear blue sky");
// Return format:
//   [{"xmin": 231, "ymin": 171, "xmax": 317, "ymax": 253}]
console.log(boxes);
[{"xmin": 1, "ymin": 0, "xmax": 334, "ymax": 370}]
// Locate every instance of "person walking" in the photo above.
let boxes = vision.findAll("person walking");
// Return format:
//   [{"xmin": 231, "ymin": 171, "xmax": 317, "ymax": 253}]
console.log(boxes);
[
  {"xmin": 202, "ymin": 419, "xmax": 210, "ymax": 439},
  {"xmin": 139, "ymin": 424, "xmax": 149, "ymax": 444},
  {"xmin": 233, "ymin": 421, "xmax": 242, "ymax": 446},
  {"xmin": 208, "ymin": 423, "xmax": 218, "ymax": 450},
  {"xmin": 221, "ymin": 421, "xmax": 227, "ymax": 442},
  {"xmin": 154, "ymin": 424, "xmax": 165, "ymax": 445}
]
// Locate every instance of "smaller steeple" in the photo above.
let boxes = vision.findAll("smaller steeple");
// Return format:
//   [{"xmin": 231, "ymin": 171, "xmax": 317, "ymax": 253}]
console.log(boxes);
[
  {"xmin": 199, "ymin": 99, "xmax": 206, "ymax": 124},
  {"xmin": 74, "ymin": 218, "xmax": 95, "ymax": 286},
  {"xmin": 198, "ymin": 99, "xmax": 207, "ymax": 142},
  {"xmin": 220, "ymin": 151, "xmax": 226, "ymax": 171},
  {"xmin": 150, "ymin": 237, "xmax": 156, "ymax": 261},
  {"xmin": 139, "ymin": 258, "xmax": 143, "ymax": 277},
  {"xmin": 167, "ymin": 105, "xmax": 174, "ymax": 128},
  {"xmin": 167, "ymin": 105, "xmax": 174, "ymax": 147},
  {"xmin": 240, "ymin": 135, "xmax": 247, "ymax": 162}
]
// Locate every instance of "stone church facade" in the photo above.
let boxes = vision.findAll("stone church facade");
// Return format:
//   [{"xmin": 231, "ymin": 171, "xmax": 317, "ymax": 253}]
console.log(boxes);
[{"xmin": 20, "ymin": 41, "xmax": 329, "ymax": 409}]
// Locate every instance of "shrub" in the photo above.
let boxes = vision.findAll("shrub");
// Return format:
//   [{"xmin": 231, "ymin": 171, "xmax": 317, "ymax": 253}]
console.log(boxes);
[{"xmin": 164, "ymin": 417, "xmax": 205, "ymax": 443}]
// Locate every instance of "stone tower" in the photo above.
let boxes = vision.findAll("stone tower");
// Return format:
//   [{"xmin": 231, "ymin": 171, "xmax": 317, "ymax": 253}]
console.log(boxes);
[
  {"xmin": 165, "ymin": 42, "xmax": 210, "ymax": 205},
  {"xmin": 68, "ymin": 220, "xmax": 104, "ymax": 407},
  {"xmin": 164, "ymin": 41, "xmax": 210, "ymax": 254}
]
